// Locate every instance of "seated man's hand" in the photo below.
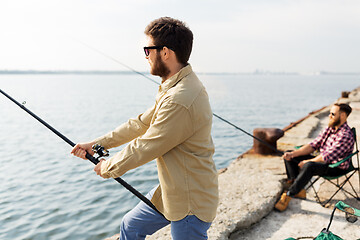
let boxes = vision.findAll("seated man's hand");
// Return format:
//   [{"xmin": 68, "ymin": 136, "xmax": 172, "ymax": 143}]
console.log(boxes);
[
  {"xmin": 283, "ymin": 152, "xmax": 294, "ymax": 161},
  {"xmin": 298, "ymin": 159, "xmax": 310, "ymax": 169}
]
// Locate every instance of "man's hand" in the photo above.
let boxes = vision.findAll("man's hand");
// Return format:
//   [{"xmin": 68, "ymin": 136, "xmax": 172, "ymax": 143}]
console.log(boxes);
[
  {"xmin": 298, "ymin": 160, "xmax": 310, "ymax": 169},
  {"xmin": 94, "ymin": 159, "xmax": 106, "ymax": 178},
  {"xmin": 298, "ymin": 155, "xmax": 324, "ymax": 169},
  {"xmin": 71, "ymin": 141, "xmax": 95, "ymax": 160},
  {"xmin": 283, "ymin": 151, "xmax": 294, "ymax": 161}
]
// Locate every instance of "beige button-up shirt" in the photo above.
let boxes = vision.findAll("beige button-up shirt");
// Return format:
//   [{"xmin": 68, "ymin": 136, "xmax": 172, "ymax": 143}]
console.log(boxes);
[{"xmin": 94, "ymin": 65, "xmax": 218, "ymax": 222}]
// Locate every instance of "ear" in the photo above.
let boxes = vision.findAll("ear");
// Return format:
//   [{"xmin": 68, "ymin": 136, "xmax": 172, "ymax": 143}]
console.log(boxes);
[
  {"xmin": 161, "ymin": 47, "xmax": 171, "ymax": 60},
  {"xmin": 340, "ymin": 111, "xmax": 347, "ymax": 119}
]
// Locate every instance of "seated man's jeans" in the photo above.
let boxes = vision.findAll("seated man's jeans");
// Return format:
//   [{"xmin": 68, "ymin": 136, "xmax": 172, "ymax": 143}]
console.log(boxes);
[
  {"xmin": 284, "ymin": 154, "xmax": 348, "ymax": 196},
  {"xmin": 119, "ymin": 186, "xmax": 212, "ymax": 240}
]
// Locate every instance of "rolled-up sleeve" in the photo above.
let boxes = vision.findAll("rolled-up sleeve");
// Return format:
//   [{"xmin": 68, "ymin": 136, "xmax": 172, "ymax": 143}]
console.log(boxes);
[
  {"xmin": 100, "ymin": 99, "xmax": 194, "ymax": 178},
  {"xmin": 309, "ymin": 128, "xmax": 327, "ymax": 150}
]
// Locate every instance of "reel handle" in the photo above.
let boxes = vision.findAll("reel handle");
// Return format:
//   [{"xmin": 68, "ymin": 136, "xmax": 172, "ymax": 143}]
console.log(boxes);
[
  {"xmin": 92, "ymin": 144, "xmax": 109, "ymax": 159},
  {"xmin": 84, "ymin": 144, "xmax": 109, "ymax": 165}
]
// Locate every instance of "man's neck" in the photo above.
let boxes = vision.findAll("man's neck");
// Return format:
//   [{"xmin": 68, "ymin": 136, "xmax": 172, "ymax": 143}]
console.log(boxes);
[
  {"xmin": 334, "ymin": 121, "xmax": 346, "ymax": 130},
  {"xmin": 161, "ymin": 63, "xmax": 186, "ymax": 83}
]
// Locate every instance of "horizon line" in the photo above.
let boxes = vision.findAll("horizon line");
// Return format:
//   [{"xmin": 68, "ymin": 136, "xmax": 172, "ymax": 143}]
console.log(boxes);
[{"xmin": 0, "ymin": 69, "xmax": 360, "ymax": 76}]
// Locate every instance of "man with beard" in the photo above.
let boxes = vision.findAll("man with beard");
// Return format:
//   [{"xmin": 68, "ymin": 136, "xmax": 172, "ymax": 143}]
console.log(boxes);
[
  {"xmin": 275, "ymin": 103, "xmax": 354, "ymax": 211},
  {"xmin": 71, "ymin": 17, "xmax": 218, "ymax": 239}
]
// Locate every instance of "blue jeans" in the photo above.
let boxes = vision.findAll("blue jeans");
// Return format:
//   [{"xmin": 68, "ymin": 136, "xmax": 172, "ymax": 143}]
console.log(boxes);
[{"xmin": 120, "ymin": 187, "xmax": 212, "ymax": 240}]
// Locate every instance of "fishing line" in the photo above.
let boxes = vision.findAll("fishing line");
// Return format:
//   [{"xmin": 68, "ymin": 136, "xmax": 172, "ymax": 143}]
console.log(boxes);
[
  {"xmin": 76, "ymin": 40, "xmax": 284, "ymax": 155},
  {"xmin": 0, "ymin": 88, "xmax": 166, "ymax": 219},
  {"xmin": 212, "ymin": 113, "xmax": 284, "ymax": 155},
  {"xmin": 76, "ymin": 40, "xmax": 160, "ymax": 86}
]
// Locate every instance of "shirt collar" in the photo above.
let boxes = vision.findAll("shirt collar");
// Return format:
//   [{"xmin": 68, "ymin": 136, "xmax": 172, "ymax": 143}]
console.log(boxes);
[
  {"xmin": 159, "ymin": 64, "xmax": 193, "ymax": 93},
  {"xmin": 330, "ymin": 122, "xmax": 348, "ymax": 134}
]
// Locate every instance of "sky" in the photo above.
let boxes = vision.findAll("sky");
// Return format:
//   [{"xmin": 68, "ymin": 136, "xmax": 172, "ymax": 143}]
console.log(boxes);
[{"xmin": 0, "ymin": 0, "xmax": 359, "ymax": 73}]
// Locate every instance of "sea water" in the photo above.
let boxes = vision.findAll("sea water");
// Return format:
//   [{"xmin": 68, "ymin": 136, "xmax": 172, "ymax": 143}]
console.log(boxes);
[{"xmin": 0, "ymin": 73, "xmax": 358, "ymax": 239}]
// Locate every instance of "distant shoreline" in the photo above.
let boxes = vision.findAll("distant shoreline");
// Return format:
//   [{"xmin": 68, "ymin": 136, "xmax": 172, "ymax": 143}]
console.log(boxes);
[{"xmin": 1, "ymin": 70, "xmax": 360, "ymax": 76}]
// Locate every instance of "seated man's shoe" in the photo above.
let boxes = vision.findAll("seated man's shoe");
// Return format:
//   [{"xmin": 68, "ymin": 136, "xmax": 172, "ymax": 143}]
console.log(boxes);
[
  {"xmin": 294, "ymin": 189, "xmax": 306, "ymax": 199},
  {"xmin": 275, "ymin": 192, "xmax": 292, "ymax": 212}
]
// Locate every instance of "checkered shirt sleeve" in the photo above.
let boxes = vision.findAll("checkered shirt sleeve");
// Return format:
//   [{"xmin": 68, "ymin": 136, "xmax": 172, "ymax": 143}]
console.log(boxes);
[{"xmin": 310, "ymin": 128, "xmax": 329, "ymax": 150}]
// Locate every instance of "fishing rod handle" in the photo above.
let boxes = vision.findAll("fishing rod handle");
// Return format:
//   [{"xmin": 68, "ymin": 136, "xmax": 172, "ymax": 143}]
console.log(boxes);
[
  {"xmin": 85, "ymin": 152, "xmax": 99, "ymax": 165},
  {"xmin": 84, "ymin": 152, "xmax": 166, "ymax": 218}
]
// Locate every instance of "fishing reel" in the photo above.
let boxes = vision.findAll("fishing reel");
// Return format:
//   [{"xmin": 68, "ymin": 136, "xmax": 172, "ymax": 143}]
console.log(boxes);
[{"xmin": 92, "ymin": 144, "xmax": 109, "ymax": 160}]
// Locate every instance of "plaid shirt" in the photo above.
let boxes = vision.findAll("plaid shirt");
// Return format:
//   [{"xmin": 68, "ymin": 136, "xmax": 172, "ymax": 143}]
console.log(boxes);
[{"xmin": 310, "ymin": 122, "xmax": 354, "ymax": 170}]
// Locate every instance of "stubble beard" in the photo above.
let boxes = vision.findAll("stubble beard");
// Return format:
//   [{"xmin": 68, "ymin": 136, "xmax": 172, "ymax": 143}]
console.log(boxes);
[
  {"xmin": 151, "ymin": 53, "xmax": 170, "ymax": 81},
  {"xmin": 328, "ymin": 117, "xmax": 341, "ymax": 128}
]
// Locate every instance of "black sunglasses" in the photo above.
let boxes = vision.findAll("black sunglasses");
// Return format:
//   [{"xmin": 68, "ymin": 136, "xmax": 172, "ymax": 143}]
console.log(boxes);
[{"xmin": 143, "ymin": 46, "xmax": 164, "ymax": 56}]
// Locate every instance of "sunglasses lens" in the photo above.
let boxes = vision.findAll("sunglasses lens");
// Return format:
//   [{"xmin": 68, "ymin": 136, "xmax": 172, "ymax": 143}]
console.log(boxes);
[
  {"xmin": 144, "ymin": 46, "xmax": 163, "ymax": 56},
  {"xmin": 144, "ymin": 49, "xmax": 149, "ymax": 56}
]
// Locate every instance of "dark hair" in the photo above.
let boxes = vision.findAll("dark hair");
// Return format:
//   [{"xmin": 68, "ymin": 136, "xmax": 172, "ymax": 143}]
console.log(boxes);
[
  {"xmin": 144, "ymin": 17, "xmax": 193, "ymax": 65},
  {"xmin": 334, "ymin": 103, "xmax": 352, "ymax": 116}
]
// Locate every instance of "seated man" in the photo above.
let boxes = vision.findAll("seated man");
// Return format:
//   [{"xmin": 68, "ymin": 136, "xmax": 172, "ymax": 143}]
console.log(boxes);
[{"xmin": 275, "ymin": 103, "xmax": 354, "ymax": 211}]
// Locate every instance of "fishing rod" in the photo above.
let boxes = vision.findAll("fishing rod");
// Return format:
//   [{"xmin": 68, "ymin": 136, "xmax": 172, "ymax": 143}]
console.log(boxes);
[
  {"xmin": 76, "ymin": 41, "xmax": 284, "ymax": 155},
  {"xmin": 0, "ymin": 88, "xmax": 166, "ymax": 219}
]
